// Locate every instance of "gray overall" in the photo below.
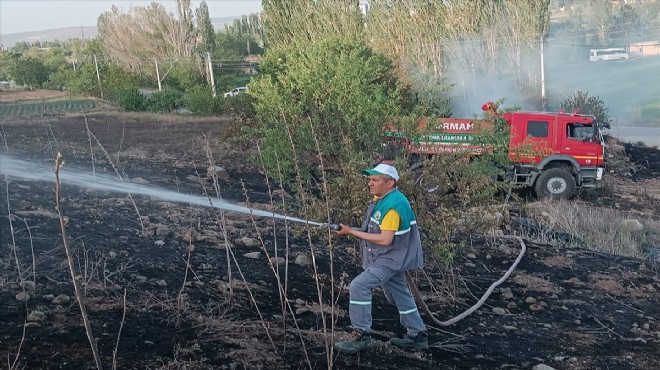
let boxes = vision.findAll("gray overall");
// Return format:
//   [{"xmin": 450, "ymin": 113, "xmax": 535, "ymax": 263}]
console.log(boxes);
[{"xmin": 348, "ymin": 190, "xmax": 426, "ymax": 336}]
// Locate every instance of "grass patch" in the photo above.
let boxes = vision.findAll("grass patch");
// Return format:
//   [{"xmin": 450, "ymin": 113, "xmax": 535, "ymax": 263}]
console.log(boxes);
[
  {"xmin": 523, "ymin": 199, "xmax": 660, "ymax": 259},
  {"xmin": 641, "ymin": 100, "xmax": 660, "ymax": 123}
]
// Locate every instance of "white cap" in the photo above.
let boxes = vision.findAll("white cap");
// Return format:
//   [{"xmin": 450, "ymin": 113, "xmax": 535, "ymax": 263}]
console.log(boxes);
[{"xmin": 362, "ymin": 163, "xmax": 399, "ymax": 181}]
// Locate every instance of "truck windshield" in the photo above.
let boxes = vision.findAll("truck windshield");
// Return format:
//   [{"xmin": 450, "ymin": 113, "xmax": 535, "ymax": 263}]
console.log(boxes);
[{"xmin": 567, "ymin": 123, "xmax": 600, "ymax": 143}]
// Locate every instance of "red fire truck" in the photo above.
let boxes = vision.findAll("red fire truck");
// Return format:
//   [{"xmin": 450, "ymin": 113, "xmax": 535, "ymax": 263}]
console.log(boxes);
[{"xmin": 384, "ymin": 103, "xmax": 608, "ymax": 199}]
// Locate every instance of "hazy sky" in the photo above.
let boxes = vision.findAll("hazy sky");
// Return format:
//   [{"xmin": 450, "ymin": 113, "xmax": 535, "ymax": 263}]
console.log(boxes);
[{"xmin": 0, "ymin": 0, "xmax": 263, "ymax": 35}]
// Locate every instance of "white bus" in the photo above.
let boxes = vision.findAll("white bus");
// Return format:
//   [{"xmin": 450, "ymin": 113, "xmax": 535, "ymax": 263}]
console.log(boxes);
[{"xmin": 589, "ymin": 48, "xmax": 629, "ymax": 61}]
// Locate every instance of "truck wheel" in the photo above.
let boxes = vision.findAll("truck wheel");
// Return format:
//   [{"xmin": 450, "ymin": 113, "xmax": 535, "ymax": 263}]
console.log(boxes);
[{"xmin": 534, "ymin": 168, "xmax": 576, "ymax": 199}]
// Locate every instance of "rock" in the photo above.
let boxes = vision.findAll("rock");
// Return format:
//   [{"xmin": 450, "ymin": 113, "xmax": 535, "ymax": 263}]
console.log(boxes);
[
  {"xmin": 20, "ymin": 281, "xmax": 36, "ymax": 292},
  {"xmin": 492, "ymin": 307, "xmax": 507, "ymax": 315},
  {"xmin": 136, "ymin": 275, "xmax": 148, "ymax": 282},
  {"xmin": 529, "ymin": 304, "xmax": 543, "ymax": 311},
  {"xmin": 42, "ymin": 294, "xmax": 55, "ymax": 300},
  {"xmin": 52, "ymin": 294, "xmax": 71, "ymax": 305},
  {"xmin": 27, "ymin": 310, "xmax": 46, "ymax": 322},
  {"xmin": 574, "ymin": 319, "xmax": 582, "ymax": 325},
  {"xmin": 156, "ymin": 280, "xmax": 168, "ymax": 287},
  {"xmin": 270, "ymin": 257, "xmax": 286, "ymax": 266},
  {"xmin": 622, "ymin": 219, "xmax": 644, "ymax": 231},
  {"xmin": 642, "ymin": 323, "xmax": 650, "ymax": 331},
  {"xmin": 243, "ymin": 252, "xmax": 261, "ymax": 259},
  {"xmin": 16, "ymin": 292, "xmax": 31, "ymax": 302},
  {"xmin": 235, "ymin": 237, "xmax": 261, "ymax": 248},
  {"xmin": 466, "ymin": 253, "xmax": 477, "ymax": 259},
  {"xmin": 207, "ymin": 165, "xmax": 230, "ymax": 179},
  {"xmin": 525, "ymin": 297, "xmax": 537, "ymax": 304},
  {"xmin": 294, "ymin": 254, "xmax": 311, "ymax": 267},
  {"xmin": 532, "ymin": 365, "xmax": 557, "ymax": 370},
  {"xmin": 464, "ymin": 262, "xmax": 476, "ymax": 268},
  {"xmin": 154, "ymin": 240, "xmax": 165, "ymax": 246},
  {"xmin": 507, "ymin": 302, "xmax": 517, "ymax": 310},
  {"xmin": 500, "ymin": 289, "xmax": 514, "ymax": 300}
]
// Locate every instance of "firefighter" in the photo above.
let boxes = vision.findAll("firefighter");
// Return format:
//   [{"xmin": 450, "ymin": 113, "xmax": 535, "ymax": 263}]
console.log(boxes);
[{"xmin": 334, "ymin": 163, "xmax": 428, "ymax": 354}]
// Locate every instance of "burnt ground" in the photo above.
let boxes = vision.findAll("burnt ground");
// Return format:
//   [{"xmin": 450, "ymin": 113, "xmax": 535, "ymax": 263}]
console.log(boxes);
[{"xmin": 0, "ymin": 113, "xmax": 659, "ymax": 370}]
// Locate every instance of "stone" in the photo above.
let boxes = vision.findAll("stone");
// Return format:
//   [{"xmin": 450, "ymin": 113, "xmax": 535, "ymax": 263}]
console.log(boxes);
[
  {"xmin": 243, "ymin": 252, "xmax": 261, "ymax": 259},
  {"xmin": 16, "ymin": 292, "xmax": 30, "ymax": 302},
  {"xmin": 270, "ymin": 257, "xmax": 286, "ymax": 266},
  {"xmin": 525, "ymin": 297, "xmax": 537, "ymax": 304},
  {"xmin": 294, "ymin": 254, "xmax": 311, "ymax": 267},
  {"xmin": 20, "ymin": 281, "xmax": 36, "ymax": 292},
  {"xmin": 492, "ymin": 307, "xmax": 507, "ymax": 315},
  {"xmin": 52, "ymin": 294, "xmax": 71, "ymax": 305},
  {"xmin": 156, "ymin": 280, "xmax": 168, "ymax": 287},
  {"xmin": 27, "ymin": 310, "xmax": 46, "ymax": 322},
  {"xmin": 235, "ymin": 237, "xmax": 261, "ymax": 248},
  {"xmin": 207, "ymin": 165, "xmax": 230, "ymax": 179},
  {"xmin": 529, "ymin": 304, "xmax": 543, "ymax": 311},
  {"xmin": 532, "ymin": 364, "xmax": 557, "ymax": 370},
  {"xmin": 622, "ymin": 219, "xmax": 644, "ymax": 231}
]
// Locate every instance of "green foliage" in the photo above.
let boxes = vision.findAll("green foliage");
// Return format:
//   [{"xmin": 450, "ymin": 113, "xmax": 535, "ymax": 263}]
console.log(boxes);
[
  {"xmin": 184, "ymin": 85, "xmax": 221, "ymax": 116},
  {"xmin": 147, "ymin": 89, "xmax": 184, "ymax": 112},
  {"xmin": 117, "ymin": 87, "xmax": 147, "ymax": 111},
  {"xmin": 165, "ymin": 63, "xmax": 206, "ymax": 92},
  {"xmin": 249, "ymin": 38, "xmax": 408, "ymax": 182},
  {"xmin": 559, "ymin": 91, "xmax": 611, "ymax": 123},
  {"xmin": 0, "ymin": 100, "xmax": 96, "ymax": 117},
  {"xmin": 222, "ymin": 93, "xmax": 255, "ymax": 121},
  {"xmin": 9, "ymin": 56, "xmax": 50, "ymax": 90}
]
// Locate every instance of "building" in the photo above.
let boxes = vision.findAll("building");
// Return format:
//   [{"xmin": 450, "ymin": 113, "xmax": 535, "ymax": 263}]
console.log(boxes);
[{"xmin": 629, "ymin": 41, "xmax": 660, "ymax": 57}]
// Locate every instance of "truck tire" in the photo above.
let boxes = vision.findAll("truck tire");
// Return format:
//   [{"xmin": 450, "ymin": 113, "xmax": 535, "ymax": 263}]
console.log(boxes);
[{"xmin": 534, "ymin": 168, "xmax": 576, "ymax": 199}]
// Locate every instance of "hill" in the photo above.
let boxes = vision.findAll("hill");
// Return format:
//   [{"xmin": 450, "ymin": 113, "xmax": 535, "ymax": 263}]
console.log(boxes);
[{"xmin": 0, "ymin": 16, "xmax": 243, "ymax": 47}]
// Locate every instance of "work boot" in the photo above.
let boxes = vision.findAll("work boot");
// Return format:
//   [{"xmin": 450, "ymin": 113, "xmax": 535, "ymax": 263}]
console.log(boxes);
[
  {"xmin": 389, "ymin": 332, "xmax": 429, "ymax": 350},
  {"xmin": 334, "ymin": 331, "xmax": 373, "ymax": 354}
]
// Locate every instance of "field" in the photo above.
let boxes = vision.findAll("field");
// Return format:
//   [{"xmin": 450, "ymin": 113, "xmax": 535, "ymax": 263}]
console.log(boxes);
[
  {"xmin": 0, "ymin": 99, "xmax": 96, "ymax": 117},
  {"xmin": 1, "ymin": 112, "xmax": 660, "ymax": 369}
]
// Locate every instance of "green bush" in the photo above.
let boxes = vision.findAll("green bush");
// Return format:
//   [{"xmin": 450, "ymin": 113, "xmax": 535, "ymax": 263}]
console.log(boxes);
[
  {"xmin": 223, "ymin": 93, "xmax": 255, "ymax": 121},
  {"xmin": 249, "ymin": 37, "xmax": 409, "ymax": 185},
  {"xmin": 117, "ymin": 87, "xmax": 147, "ymax": 111},
  {"xmin": 184, "ymin": 86, "xmax": 222, "ymax": 116},
  {"xmin": 147, "ymin": 89, "xmax": 184, "ymax": 112}
]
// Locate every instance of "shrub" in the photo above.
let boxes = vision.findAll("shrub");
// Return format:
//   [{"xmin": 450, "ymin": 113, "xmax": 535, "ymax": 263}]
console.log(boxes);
[
  {"xmin": 147, "ymin": 89, "xmax": 184, "ymax": 113},
  {"xmin": 559, "ymin": 91, "xmax": 611, "ymax": 123},
  {"xmin": 117, "ymin": 87, "xmax": 147, "ymax": 111},
  {"xmin": 223, "ymin": 93, "xmax": 255, "ymax": 121},
  {"xmin": 184, "ymin": 86, "xmax": 221, "ymax": 116}
]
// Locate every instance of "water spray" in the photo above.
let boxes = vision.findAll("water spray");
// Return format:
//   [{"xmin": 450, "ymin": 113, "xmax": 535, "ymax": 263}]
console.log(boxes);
[{"xmin": 0, "ymin": 155, "xmax": 343, "ymax": 230}]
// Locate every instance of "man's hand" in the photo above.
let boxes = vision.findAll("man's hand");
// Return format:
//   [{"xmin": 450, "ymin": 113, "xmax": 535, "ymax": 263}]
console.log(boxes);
[
  {"xmin": 335, "ymin": 223, "xmax": 394, "ymax": 246},
  {"xmin": 336, "ymin": 223, "xmax": 352, "ymax": 236}
]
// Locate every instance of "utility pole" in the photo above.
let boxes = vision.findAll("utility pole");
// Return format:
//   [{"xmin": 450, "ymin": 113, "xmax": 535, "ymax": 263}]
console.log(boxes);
[
  {"xmin": 155, "ymin": 60, "xmax": 162, "ymax": 91},
  {"xmin": 207, "ymin": 52, "xmax": 216, "ymax": 98},
  {"xmin": 93, "ymin": 54, "xmax": 103, "ymax": 100},
  {"xmin": 540, "ymin": 36, "xmax": 546, "ymax": 109}
]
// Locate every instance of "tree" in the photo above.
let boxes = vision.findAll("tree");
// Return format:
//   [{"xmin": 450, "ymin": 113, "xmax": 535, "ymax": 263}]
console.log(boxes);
[
  {"xmin": 559, "ymin": 91, "xmax": 611, "ymax": 123},
  {"xmin": 262, "ymin": 0, "xmax": 364, "ymax": 49},
  {"xmin": 250, "ymin": 38, "xmax": 409, "ymax": 181},
  {"xmin": 9, "ymin": 56, "xmax": 50, "ymax": 90},
  {"xmin": 195, "ymin": 1, "xmax": 215, "ymax": 55},
  {"xmin": 97, "ymin": 2, "xmax": 198, "ymax": 81},
  {"xmin": 587, "ymin": 0, "xmax": 613, "ymax": 46}
]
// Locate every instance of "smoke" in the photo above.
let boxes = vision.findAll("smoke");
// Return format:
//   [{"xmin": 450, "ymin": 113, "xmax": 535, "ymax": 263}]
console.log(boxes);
[{"xmin": 444, "ymin": 36, "xmax": 544, "ymax": 118}]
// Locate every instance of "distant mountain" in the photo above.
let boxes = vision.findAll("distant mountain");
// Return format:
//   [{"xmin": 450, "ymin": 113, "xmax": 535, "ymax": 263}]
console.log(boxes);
[{"xmin": 0, "ymin": 16, "xmax": 243, "ymax": 48}]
